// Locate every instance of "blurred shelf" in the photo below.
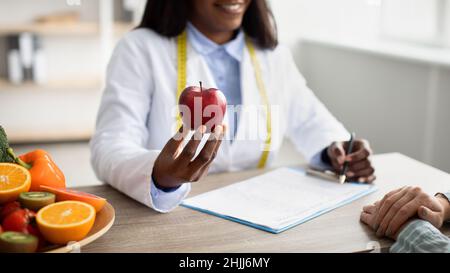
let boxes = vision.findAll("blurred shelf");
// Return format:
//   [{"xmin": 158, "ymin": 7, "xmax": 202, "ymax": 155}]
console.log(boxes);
[
  {"xmin": 6, "ymin": 129, "xmax": 93, "ymax": 144},
  {"xmin": 0, "ymin": 85, "xmax": 101, "ymax": 144},
  {"xmin": 0, "ymin": 78, "xmax": 102, "ymax": 92},
  {"xmin": 0, "ymin": 22, "xmax": 134, "ymax": 36}
]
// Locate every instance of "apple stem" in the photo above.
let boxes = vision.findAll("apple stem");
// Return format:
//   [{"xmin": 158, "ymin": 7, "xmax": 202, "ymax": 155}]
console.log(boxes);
[{"xmin": 199, "ymin": 81, "xmax": 203, "ymax": 92}]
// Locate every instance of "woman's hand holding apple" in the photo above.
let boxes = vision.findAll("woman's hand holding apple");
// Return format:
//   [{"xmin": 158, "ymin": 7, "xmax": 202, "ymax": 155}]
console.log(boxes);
[
  {"xmin": 152, "ymin": 125, "xmax": 225, "ymax": 190},
  {"xmin": 153, "ymin": 82, "xmax": 227, "ymax": 189}
]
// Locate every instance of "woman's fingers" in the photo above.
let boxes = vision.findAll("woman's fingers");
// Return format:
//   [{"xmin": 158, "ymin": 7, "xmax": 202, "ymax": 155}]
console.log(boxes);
[
  {"xmin": 345, "ymin": 141, "xmax": 374, "ymax": 183},
  {"xmin": 347, "ymin": 167, "xmax": 375, "ymax": 178},
  {"xmin": 327, "ymin": 139, "xmax": 375, "ymax": 183},
  {"xmin": 346, "ymin": 147, "xmax": 370, "ymax": 163},
  {"xmin": 349, "ymin": 168, "xmax": 375, "ymax": 182},
  {"xmin": 192, "ymin": 127, "xmax": 224, "ymax": 178},
  {"xmin": 153, "ymin": 125, "xmax": 224, "ymax": 187},
  {"xmin": 187, "ymin": 125, "xmax": 225, "ymax": 180},
  {"xmin": 353, "ymin": 175, "xmax": 376, "ymax": 184},
  {"xmin": 349, "ymin": 159, "xmax": 371, "ymax": 172},
  {"xmin": 177, "ymin": 126, "xmax": 206, "ymax": 164},
  {"xmin": 162, "ymin": 125, "xmax": 190, "ymax": 155},
  {"xmin": 195, "ymin": 125, "xmax": 223, "ymax": 165},
  {"xmin": 329, "ymin": 142, "xmax": 346, "ymax": 165},
  {"xmin": 191, "ymin": 164, "xmax": 212, "ymax": 183}
]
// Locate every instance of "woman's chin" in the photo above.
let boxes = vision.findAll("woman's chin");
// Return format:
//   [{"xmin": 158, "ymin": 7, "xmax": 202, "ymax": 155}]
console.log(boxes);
[{"xmin": 215, "ymin": 19, "xmax": 244, "ymax": 33}]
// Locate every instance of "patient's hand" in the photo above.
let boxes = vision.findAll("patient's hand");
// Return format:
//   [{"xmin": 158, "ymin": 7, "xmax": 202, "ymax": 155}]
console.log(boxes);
[
  {"xmin": 360, "ymin": 202, "xmax": 408, "ymax": 240},
  {"xmin": 360, "ymin": 186, "xmax": 450, "ymax": 239}
]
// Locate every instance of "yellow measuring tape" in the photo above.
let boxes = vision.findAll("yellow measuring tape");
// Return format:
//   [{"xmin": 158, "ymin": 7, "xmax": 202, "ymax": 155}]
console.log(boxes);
[
  {"xmin": 245, "ymin": 37, "xmax": 272, "ymax": 169},
  {"xmin": 176, "ymin": 30, "xmax": 188, "ymax": 129},
  {"xmin": 176, "ymin": 31, "xmax": 271, "ymax": 168}
]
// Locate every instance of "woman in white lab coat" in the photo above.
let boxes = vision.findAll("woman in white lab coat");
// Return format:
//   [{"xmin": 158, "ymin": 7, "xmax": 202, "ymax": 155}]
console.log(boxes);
[{"xmin": 90, "ymin": 0, "xmax": 376, "ymax": 213}]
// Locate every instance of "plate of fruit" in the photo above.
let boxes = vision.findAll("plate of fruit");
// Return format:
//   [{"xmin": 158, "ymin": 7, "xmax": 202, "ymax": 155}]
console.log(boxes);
[{"xmin": 0, "ymin": 126, "xmax": 115, "ymax": 253}]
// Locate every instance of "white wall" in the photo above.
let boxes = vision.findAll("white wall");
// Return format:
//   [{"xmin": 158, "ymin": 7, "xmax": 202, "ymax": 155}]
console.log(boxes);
[
  {"xmin": 271, "ymin": 0, "xmax": 383, "ymax": 47},
  {"xmin": 296, "ymin": 41, "xmax": 450, "ymax": 172},
  {"xmin": 445, "ymin": 0, "xmax": 450, "ymax": 46},
  {"xmin": 271, "ymin": 0, "xmax": 450, "ymax": 47},
  {"xmin": 432, "ymin": 67, "xmax": 450, "ymax": 172},
  {"xmin": 269, "ymin": 0, "xmax": 450, "ymax": 172},
  {"xmin": 381, "ymin": 0, "xmax": 439, "ymax": 45}
]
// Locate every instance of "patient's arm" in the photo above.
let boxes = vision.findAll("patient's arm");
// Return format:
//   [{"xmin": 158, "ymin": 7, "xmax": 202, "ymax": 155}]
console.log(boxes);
[{"xmin": 390, "ymin": 219, "xmax": 450, "ymax": 253}]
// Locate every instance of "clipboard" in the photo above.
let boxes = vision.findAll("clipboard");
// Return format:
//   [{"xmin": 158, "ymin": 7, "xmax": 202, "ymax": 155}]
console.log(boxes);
[{"xmin": 182, "ymin": 168, "xmax": 377, "ymax": 233}]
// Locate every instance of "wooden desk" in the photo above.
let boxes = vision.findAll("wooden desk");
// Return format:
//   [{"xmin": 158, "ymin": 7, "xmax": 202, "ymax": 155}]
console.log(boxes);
[{"xmin": 80, "ymin": 153, "xmax": 450, "ymax": 253}]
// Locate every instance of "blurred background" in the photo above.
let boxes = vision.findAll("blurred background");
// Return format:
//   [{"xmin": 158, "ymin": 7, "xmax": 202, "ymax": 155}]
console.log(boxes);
[{"xmin": 1, "ymin": 0, "xmax": 449, "ymax": 187}]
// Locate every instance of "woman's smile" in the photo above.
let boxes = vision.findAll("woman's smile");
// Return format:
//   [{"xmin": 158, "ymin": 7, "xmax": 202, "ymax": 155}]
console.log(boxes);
[{"xmin": 214, "ymin": 1, "xmax": 247, "ymax": 15}]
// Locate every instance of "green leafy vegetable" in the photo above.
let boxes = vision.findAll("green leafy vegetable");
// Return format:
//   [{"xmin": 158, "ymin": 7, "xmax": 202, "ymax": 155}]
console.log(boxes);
[{"xmin": 0, "ymin": 126, "xmax": 15, "ymax": 163}]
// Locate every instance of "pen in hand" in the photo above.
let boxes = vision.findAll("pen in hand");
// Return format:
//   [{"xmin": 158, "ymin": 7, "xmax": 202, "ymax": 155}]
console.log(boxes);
[{"xmin": 339, "ymin": 132, "xmax": 355, "ymax": 184}]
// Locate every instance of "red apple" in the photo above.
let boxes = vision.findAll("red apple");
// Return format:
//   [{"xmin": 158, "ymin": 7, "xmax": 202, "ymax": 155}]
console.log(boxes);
[{"xmin": 178, "ymin": 82, "xmax": 227, "ymax": 132}]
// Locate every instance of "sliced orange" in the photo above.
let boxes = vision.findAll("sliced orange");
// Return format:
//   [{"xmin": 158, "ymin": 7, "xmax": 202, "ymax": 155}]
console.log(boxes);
[
  {"xmin": 0, "ymin": 163, "xmax": 31, "ymax": 204},
  {"xmin": 36, "ymin": 201, "xmax": 96, "ymax": 245}
]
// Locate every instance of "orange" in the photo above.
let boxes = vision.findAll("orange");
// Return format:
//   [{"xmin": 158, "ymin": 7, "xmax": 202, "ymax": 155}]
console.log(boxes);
[
  {"xmin": 40, "ymin": 185, "xmax": 106, "ymax": 212},
  {"xmin": 36, "ymin": 201, "xmax": 96, "ymax": 245},
  {"xmin": 0, "ymin": 163, "xmax": 31, "ymax": 204}
]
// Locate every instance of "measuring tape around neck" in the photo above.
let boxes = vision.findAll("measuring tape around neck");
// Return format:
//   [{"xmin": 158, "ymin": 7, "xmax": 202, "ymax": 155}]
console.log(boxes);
[
  {"xmin": 176, "ymin": 30, "xmax": 188, "ymax": 129},
  {"xmin": 176, "ymin": 30, "xmax": 271, "ymax": 168}
]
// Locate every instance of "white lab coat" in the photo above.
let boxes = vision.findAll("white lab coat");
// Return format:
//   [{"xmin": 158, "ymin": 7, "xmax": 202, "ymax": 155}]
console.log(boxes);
[{"xmin": 90, "ymin": 28, "xmax": 349, "ymax": 213}]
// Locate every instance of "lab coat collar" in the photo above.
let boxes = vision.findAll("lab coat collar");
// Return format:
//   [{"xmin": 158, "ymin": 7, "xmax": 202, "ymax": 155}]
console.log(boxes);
[{"xmin": 186, "ymin": 22, "xmax": 244, "ymax": 62}]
